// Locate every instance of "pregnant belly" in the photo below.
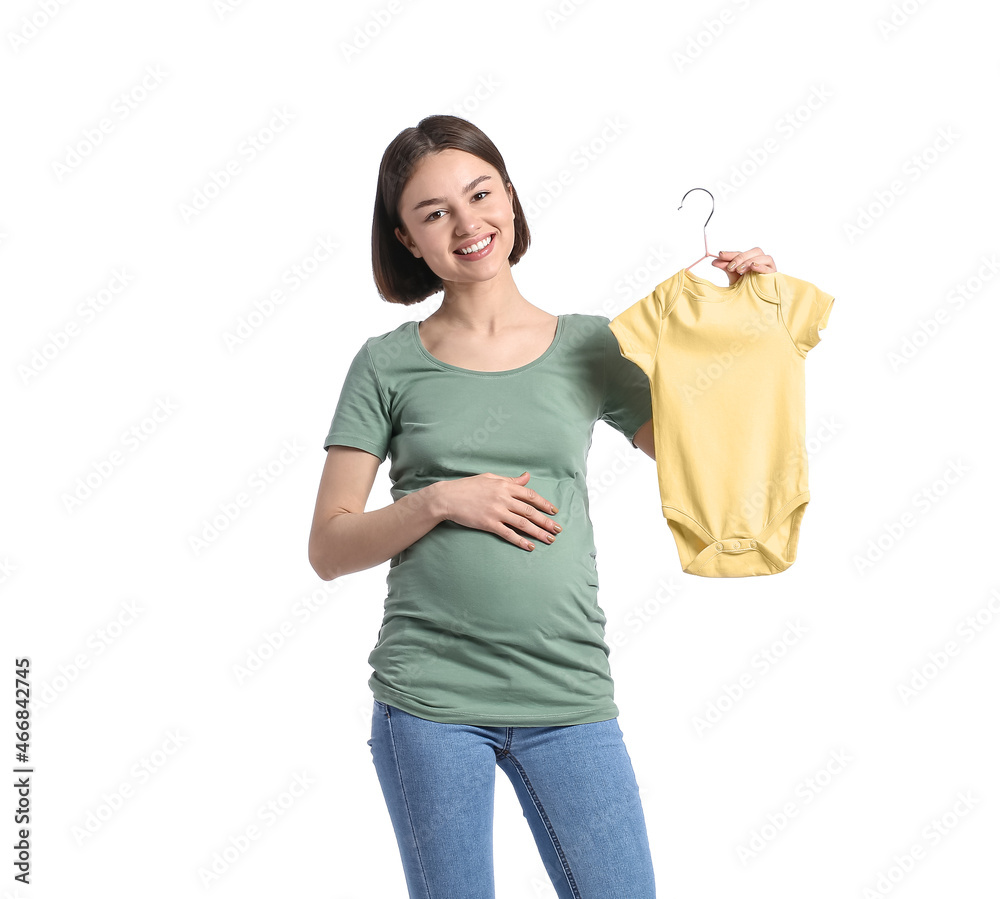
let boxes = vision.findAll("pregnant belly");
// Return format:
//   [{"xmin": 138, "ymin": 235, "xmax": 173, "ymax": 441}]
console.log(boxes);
[{"xmin": 386, "ymin": 479, "xmax": 602, "ymax": 643}]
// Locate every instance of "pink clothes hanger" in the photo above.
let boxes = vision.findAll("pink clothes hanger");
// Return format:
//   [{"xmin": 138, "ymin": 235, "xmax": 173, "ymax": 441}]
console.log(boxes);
[{"xmin": 678, "ymin": 187, "xmax": 721, "ymax": 273}]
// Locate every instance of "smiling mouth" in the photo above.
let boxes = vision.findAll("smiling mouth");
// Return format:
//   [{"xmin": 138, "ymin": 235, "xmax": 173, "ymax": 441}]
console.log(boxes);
[{"xmin": 455, "ymin": 234, "xmax": 494, "ymax": 255}]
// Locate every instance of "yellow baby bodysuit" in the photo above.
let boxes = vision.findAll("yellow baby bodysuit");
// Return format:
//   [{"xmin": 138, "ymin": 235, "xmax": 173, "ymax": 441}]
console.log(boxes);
[{"xmin": 609, "ymin": 268, "xmax": 834, "ymax": 577}]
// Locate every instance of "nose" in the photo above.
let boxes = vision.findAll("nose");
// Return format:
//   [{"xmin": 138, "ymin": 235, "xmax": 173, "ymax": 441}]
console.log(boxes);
[{"xmin": 452, "ymin": 207, "xmax": 481, "ymax": 237}]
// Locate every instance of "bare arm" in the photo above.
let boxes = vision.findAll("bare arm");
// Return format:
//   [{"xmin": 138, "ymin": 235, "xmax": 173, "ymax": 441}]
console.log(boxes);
[
  {"xmin": 308, "ymin": 445, "xmax": 445, "ymax": 581},
  {"xmin": 308, "ymin": 446, "xmax": 564, "ymax": 581},
  {"xmin": 632, "ymin": 417, "xmax": 655, "ymax": 460}
]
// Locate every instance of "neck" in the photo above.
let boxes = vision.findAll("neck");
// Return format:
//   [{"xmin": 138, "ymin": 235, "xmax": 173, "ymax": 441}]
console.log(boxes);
[{"xmin": 434, "ymin": 265, "xmax": 532, "ymax": 333}]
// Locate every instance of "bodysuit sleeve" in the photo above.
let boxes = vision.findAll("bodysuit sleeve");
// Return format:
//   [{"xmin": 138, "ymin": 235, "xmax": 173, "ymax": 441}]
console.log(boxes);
[
  {"xmin": 599, "ymin": 318, "xmax": 652, "ymax": 447},
  {"xmin": 323, "ymin": 341, "xmax": 392, "ymax": 461},
  {"xmin": 607, "ymin": 278, "xmax": 669, "ymax": 379},
  {"xmin": 776, "ymin": 273, "xmax": 835, "ymax": 356}
]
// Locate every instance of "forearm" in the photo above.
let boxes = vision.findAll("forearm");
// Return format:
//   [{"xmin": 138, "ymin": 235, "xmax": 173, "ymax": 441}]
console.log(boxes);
[
  {"xmin": 632, "ymin": 418, "xmax": 655, "ymax": 460},
  {"xmin": 309, "ymin": 481, "xmax": 446, "ymax": 581}
]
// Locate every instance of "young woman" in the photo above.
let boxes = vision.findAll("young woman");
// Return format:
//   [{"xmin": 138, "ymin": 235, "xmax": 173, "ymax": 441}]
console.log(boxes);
[{"xmin": 308, "ymin": 114, "xmax": 776, "ymax": 898}]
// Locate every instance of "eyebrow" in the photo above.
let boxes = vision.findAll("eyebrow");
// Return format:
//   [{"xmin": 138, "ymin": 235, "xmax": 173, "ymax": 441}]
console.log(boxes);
[{"xmin": 411, "ymin": 174, "xmax": 492, "ymax": 211}]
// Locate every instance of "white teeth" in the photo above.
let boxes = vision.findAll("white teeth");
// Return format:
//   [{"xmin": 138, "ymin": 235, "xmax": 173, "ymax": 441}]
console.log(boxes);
[{"xmin": 457, "ymin": 234, "xmax": 493, "ymax": 255}]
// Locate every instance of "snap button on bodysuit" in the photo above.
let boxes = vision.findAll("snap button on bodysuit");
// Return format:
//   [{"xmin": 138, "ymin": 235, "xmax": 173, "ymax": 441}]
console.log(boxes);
[{"xmin": 715, "ymin": 543, "xmax": 724, "ymax": 551}]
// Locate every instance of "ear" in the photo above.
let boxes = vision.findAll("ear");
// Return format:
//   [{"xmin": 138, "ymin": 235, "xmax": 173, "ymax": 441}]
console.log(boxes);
[
  {"xmin": 507, "ymin": 181, "xmax": 515, "ymax": 218},
  {"xmin": 395, "ymin": 225, "xmax": 422, "ymax": 259}
]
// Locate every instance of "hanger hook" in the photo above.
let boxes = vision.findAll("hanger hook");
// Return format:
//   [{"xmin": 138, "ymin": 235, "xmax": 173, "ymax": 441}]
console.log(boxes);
[{"xmin": 677, "ymin": 187, "xmax": 715, "ymax": 232}]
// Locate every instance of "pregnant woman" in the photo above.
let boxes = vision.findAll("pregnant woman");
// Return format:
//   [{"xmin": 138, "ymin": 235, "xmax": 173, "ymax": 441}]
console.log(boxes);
[{"xmin": 308, "ymin": 114, "xmax": 776, "ymax": 898}]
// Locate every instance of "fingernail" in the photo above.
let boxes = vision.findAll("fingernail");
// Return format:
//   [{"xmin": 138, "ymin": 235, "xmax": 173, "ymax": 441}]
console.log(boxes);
[
  {"xmin": 551, "ymin": 506, "xmax": 558, "ymax": 513},
  {"xmin": 553, "ymin": 524, "xmax": 562, "ymax": 533}
]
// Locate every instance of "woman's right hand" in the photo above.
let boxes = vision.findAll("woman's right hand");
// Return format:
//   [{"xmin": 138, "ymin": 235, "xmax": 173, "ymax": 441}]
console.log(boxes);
[{"xmin": 435, "ymin": 471, "xmax": 562, "ymax": 551}]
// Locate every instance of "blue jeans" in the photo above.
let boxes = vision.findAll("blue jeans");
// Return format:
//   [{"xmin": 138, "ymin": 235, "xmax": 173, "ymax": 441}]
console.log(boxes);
[{"xmin": 368, "ymin": 700, "xmax": 657, "ymax": 898}]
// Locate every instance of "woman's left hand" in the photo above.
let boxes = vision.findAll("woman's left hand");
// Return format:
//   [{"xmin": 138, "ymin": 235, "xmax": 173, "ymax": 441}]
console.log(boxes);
[{"xmin": 713, "ymin": 248, "xmax": 776, "ymax": 286}]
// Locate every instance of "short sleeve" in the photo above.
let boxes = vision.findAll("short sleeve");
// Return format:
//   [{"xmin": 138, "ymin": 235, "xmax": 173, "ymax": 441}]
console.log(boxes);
[
  {"xmin": 607, "ymin": 279, "xmax": 668, "ymax": 379},
  {"xmin": 777, "ymin": 273, "xmax": 835, "ymax": 356},
  {"xmin": 600, "ymin": 320, "xmax": 652, "ymax": 447},
  {"xmin": 323, "ymin": 342, "xmax": 392, "ymax": 461}
]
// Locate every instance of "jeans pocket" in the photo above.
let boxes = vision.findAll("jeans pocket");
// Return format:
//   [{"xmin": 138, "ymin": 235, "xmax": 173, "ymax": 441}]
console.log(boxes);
[{"xmin": 368, "ymin": 701, "xmax": 387, "ymax": 754}]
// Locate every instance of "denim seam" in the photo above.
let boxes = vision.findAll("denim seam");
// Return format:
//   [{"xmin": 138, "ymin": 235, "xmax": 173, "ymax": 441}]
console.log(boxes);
[
  {"xmin": 501, "ymin": 751, "xmax": 581, "ymax": 899},
  {"xmin": 383, "ymin": 708, "xmax": 432, "ymax": 898}
]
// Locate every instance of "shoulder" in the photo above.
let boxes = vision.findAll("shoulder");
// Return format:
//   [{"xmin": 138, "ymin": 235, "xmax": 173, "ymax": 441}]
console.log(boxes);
[
  {"xmin": 559, "ymin": 312, "xmax": 615, "ymax": 351},
  {"xmin": 352, "ymin": 319, "xmax": 414, "ymax": 367},
  {"xmin": 359, "ymin": 319, "xmax": 412, "ymax": 348},
  {"xmin": 746, "ymin": 270, "xmax": 786, "ymax": 305}
]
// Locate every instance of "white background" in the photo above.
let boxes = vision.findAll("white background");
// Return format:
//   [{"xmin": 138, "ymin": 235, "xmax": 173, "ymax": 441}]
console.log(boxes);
[{"xmin": 2, "ymin": 0, "xmax": 998, "ymax": 897}]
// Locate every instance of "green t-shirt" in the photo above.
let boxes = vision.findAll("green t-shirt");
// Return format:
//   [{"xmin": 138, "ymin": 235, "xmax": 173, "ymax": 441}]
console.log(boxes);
[{"xmin": 323, "ymin": 312, "xmax": 652, "ymax": 725}]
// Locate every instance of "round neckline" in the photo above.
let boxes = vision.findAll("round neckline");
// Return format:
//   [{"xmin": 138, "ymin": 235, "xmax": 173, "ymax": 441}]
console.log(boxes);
[
  {"xmin": 682, "ymin": 267, "xmax": 754, "ymax": 302},
  {"xmin": 411, "ymin": 314, "xmax": 565, "ymax": 375}
]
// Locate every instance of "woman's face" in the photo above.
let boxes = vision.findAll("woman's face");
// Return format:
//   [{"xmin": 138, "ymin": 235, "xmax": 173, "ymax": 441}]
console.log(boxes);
[{"xmin": 394, "ymin": 148, "xmax": 516, "ymax": 289}]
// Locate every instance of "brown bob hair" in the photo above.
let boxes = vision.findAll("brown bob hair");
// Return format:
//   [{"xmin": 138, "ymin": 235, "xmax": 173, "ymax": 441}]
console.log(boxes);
[{"xmin": 371, "ymin": 114, "xmax": 532, "ymax": 306}]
